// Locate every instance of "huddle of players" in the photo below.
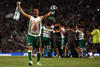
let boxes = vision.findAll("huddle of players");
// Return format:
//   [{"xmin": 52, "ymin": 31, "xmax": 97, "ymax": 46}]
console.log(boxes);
[
  {"xmin": 16, "ymin": 2, "xmax": 89, "ymax": 66},
  {"xmin": 40, "ymin": 23, "xmax": 88, "ymax": 58}
]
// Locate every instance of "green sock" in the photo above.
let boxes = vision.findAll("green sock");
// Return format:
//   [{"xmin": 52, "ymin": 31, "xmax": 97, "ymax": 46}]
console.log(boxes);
[
  {"xmin": 85, "ymin": 50, "xmax": 88, "ymax": 56},
  {"xmin": 28, "ymin": 50, "xmax": 32, "ymax": 61},
  {"xmin": 83, "ymin": 51, "xmax": 85, "ymax": 56},
  {"xmin": 37, "ymin": 52, "xmax": 40, "ymax": 62},
  {"xmin": 44, "ymin": 48, "xmax": 47, "ymax": 56},
  {"xmin": 61, "ymin": 49, "xmax": 64, "ymax": 56},
  {"xmin": 47, "ymin": 48, "xmax": 51, "ymax": 56}
]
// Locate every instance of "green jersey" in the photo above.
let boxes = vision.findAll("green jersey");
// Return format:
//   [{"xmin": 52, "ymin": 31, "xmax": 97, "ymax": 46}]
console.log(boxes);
[
  {"xmin": 28, "ymin": 16, "xmax": 42, "ymax": 37},
  {"xmin": 76, "ymin": 30, "xmax": 84, "ymax": 40},
  {"xmin": 43, "ymin": 26, "xmax": 53, "ymax": 38}
]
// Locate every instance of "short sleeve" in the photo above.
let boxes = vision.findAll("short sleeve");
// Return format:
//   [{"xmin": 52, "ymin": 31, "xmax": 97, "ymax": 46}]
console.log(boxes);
[{"xmin": 91, "ymin": 30, "xmax": 96, "ymax": 35}]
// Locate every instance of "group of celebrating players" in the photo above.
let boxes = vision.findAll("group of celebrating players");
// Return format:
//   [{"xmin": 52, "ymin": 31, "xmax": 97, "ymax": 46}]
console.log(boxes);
[{"xmin": 16, "ymin": 2, "xmax": 100, "ymax": 66}]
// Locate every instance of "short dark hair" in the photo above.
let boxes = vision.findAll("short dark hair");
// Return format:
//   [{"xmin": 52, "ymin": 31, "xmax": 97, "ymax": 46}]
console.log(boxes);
[{"xmin": 93, "ymin": 25, "xmax": 98, "ymax": 29}]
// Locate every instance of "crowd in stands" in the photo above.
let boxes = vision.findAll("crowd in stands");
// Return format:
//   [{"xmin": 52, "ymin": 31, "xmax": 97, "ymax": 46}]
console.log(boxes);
[{"xmin": 0, "ymin": 0, "xmax": 100, "ymax": 58}]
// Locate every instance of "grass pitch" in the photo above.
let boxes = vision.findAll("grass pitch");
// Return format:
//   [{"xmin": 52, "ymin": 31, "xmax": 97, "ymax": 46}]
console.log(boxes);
[{"xmin": 0, "ymin": 56, "xmax": 100, "ymax": 67}]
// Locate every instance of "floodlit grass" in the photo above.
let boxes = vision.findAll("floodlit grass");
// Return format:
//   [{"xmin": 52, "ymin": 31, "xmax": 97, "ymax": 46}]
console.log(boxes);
[{"xmin": 0, "ymin": 56, "xmax": 100, "ymax": 67}]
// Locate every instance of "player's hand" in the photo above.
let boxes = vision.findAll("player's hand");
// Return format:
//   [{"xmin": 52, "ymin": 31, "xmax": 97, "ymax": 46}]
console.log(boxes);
[
  {"xmin": 50, "ymin": 5, "xmax": 58, "ymax": 14},
  {"xmin": 16, "ymin": 2, "xmax": 21, "ymax": 6}
]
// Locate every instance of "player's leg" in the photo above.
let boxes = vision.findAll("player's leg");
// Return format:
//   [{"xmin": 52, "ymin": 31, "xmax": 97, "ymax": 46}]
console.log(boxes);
[
  {"xmin": 80, "ymin": 40, "xmax": 88, "ymax": 58},
  {"xmin": 83, "ymin": 49, "xmax": 88, "ymax": 58},
  {"xmin": 92, "ymin": 43, "xmax": 97, "ymax": 58},
  {"xmin": 96, "ymin": 43, "xmax": 100, "ymax": 58},
  {"xmin": 43, "ymin": 37, "xmax": 47, "ymax": 57},
  {"xmin": 64, "ymin": 48, "xmax": 67, "ymax": 57},
  {"xmin": 53, "ymin": 39, "xmax": 57, "ymax": 57},
  {"xmin": 75, "ymin": 47, "xmax": 82, "ymax": 57},
  {"xmin": 79, "ymin": 40, "xmax": 84, "ymax": 57},
  {"xmin": 54, "ymin": 40, "xmax": 61, "ymax": 58},
  {"xmin": 32, "ymin": 47, "xmax": 35, "ymax": 57},
  {"xmin": 35, "ymin": 36, "xmax": 41, "ymax": 66},
  {"xmin": 36, "ymin": 49, "xmax": 41, "ymax": 66},
  {"xmin": 57, "ymin": 42, "xmax": 61, "ymax": 58},
  {"xmin": 61, "ymin": 38, "xmax": 66, "ymax": 57},
  {"xmin": 47, "ymin": 38, "xmax": 52, "ymax": 57},
  {"xmin": 55, "ymin": 48, "xmax": 60, "ymax": 58},
  {"xmin": 53, "ymin": 41, "xmax": 60, "ymax": 57},
  {"xmin": 27, "ymin": 35, "xmax": 33, "ymax": 65},
  {"xmin": 89, "ymin": 43, "xmax": 94, "ymax": 58},
  {"xmin": 28, "ymin": 46, "xmax": 33, "ymax": 65},
  {"xmin": 39, "ymin": 36, "xmax": 43, "ymax": 56},
  {"xmin": 80, "ymin": 48, "xmax": 85, "ymax": 57},
  {"xmin": 74, "ymin": 41, "xmax": 82, "ymax": 57},
  {"xmin": 65, "ymin": 43, "xmax": 68, "ymax": 57},
  {"xmin": 98, "ymin": 44, "xmax": 100, "ymax": 57}
]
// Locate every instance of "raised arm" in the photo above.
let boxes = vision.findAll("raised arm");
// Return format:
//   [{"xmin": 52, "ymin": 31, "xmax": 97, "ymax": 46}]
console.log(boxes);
[
  {"xmin": 40, "ymin": 12, "xmax": 51, "ymax": 20},
  {"xmin": 40, "ymin": 5, "xmax": 58, "ymax": 20},
  {"xmin": 16, "ymin": 2, "xmax": 31, "ymax": 19}
]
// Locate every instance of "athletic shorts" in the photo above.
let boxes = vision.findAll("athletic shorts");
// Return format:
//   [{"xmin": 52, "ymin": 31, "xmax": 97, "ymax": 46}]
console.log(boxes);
[
  {"xmin": 67, "ymin": 40, "xmax": 78, "ymax": 48},
  {"xmin": 27, "ymin": 35, "xmax": 40, "ymax": 49},
  {"xmin": 79, "ymin": 40, "xmax": 86, "ymax": 48},
  {"xmin": 42, "ymin": 37, "xmax": 51, "ymax": 48},
  {"xmin": 92, "ymin": 43, "xmax": 100, "ymax": 53},
  {"xmin": 61, "ymin": 38, "xmax": 66, "ymax": 47},
  {"xmin": 53, "ymin": 38, "xmax": 61, "ymax": 50}
]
